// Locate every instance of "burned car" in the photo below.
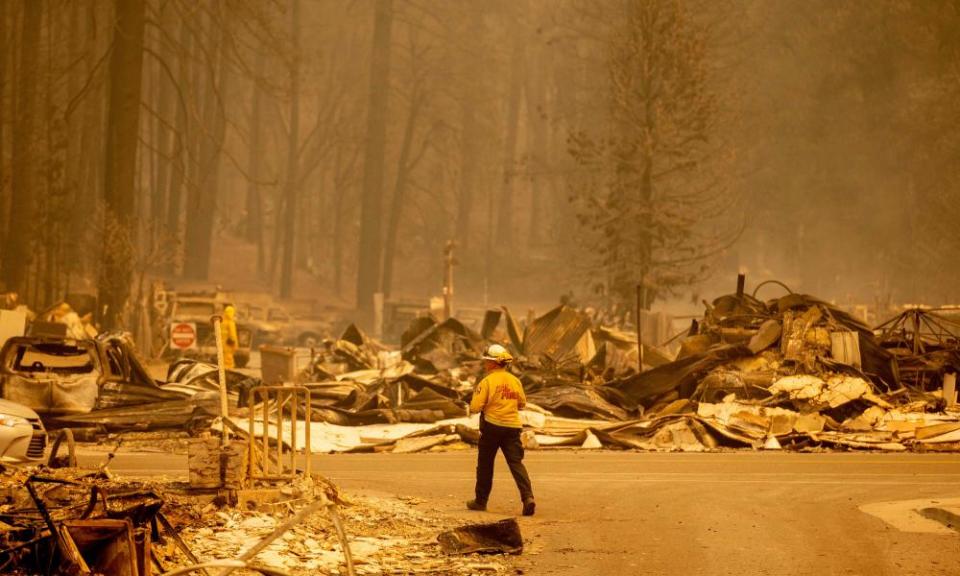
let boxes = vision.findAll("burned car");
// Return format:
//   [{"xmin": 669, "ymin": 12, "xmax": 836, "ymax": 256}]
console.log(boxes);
[
  {"xmin": 0, "ymin": 398, "xmax": 46, "ymax": 464},
  {"xmin": 1, "ymin": 337, "xmax": 101, "ymax": 415},
  {"xmin": 0, "ymin": 333, "xmax": 186, "ymax": 420},
  {"xmin": 242, "ymin": 303, "xmax": 332, "ymax": 347}
]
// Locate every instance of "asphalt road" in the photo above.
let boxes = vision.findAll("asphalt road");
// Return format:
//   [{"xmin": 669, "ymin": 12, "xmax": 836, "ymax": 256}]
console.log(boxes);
[{"xmin": 91, "ymin": 450, "xmax": 960, "ymax": 576}]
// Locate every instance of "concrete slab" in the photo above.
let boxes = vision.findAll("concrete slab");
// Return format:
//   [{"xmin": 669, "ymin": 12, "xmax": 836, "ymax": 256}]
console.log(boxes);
[{"xmin": 859, "ymin": 498, "xmax": 960, "ymax": 535}]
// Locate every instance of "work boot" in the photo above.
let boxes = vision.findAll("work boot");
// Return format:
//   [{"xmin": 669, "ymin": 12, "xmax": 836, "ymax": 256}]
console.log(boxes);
[
  {"xmin": 466, "ymin": 499, "xmax": 487, "ymax": 511},
  {"xmin": 522, "ymin": 498, "xmax": 536, "ymax": 517}
]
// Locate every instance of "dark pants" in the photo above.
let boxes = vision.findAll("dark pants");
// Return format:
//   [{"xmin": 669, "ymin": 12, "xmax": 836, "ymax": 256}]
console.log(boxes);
[{"xmin": 475, "ymin": 420, "xmax": 534, "ymax": 504}]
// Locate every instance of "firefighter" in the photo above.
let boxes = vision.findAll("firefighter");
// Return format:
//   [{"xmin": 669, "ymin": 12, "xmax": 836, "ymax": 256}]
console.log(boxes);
[
  {"xmin": 466, "ymin": 344, "xmax": 536, "ymax": 516},
  {"xmin": 221, "ymin": 305, "xmax": 239, "ymax": 369}
]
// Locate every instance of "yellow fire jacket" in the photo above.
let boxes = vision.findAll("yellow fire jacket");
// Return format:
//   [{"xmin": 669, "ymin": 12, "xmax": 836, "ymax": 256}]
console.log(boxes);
[{"xmin": 469, "ymin": 368, "xmax": 526, "ymax": 428}]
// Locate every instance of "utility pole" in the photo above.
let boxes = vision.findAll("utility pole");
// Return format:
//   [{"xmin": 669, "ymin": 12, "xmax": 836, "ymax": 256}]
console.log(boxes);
[
  {"xmin": 443, "ymin": 240, "xmax": 457, "ymax": 320},
  {"xmin": 279, "ymin": 0, "xmax": 301, "ymax": 299}
]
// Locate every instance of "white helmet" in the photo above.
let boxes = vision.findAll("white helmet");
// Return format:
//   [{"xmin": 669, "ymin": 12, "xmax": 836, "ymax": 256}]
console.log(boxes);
[{"xmin": 482, "ymin": 344, "xmax": 513, "ymax": 364}]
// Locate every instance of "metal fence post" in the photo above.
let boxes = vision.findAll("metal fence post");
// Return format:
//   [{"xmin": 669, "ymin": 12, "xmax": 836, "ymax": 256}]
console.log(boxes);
[{"xmin": 246, "ymin": 386, "xmax": 312, "ymax": 483}]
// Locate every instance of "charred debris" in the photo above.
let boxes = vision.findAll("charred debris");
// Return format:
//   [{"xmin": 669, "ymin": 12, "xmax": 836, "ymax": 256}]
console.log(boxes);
[
  {"xmin": 0, "ymin": 276, "xmax": 958, "ymax": 574},
  {"xmin": 236, "ymin": 278, "xmax": 959, "ymax": 454},
  {"xmin": 0, "ymin": 277, "xmax": 958, "ymax": 455},
  {"xmin": 0, "ymin": 463, "xmax": 520, "ymax": 575}
]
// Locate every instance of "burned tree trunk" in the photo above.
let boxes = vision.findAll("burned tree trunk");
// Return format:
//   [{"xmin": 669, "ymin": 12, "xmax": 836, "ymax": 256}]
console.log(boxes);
[
  {"xmin": 99, "ymin": 0, "xmax": 145, "ymax": 327},
  {"xmin": 381, "ymin": 87, "xmax": 424, "ymax": 300},
  {"xmin": 151, "ymin": 4, "xmax": 175, "ymax": 247},
  {"xmin": 525, "ymin": 43, "xmax": 549, "ymax": 247},
  {"xmin": 279, "ymin": 0, "xmax": 301, "ymax": 299},
  {"xmin": 3, "ymin": 0, "xmax": 42, "ymax": 295},
  {"xmin": 355, "ymin": 0, "xmax": 393, "ymax": 315},
  {"xmin": 494, "ymin": 33, "xmax": 524, "ymax": 248},
  {"xmin": 0, "ymin": 2, "xmax": 7, "ymax": 246},
  {"xmin": 62, "ymin": 1, "xmax": 81, "ymax": 277},
  {"xmin": 64, "ymin": 3, "xmax": 106, "ymax": 286},
  {"xmin": 455, "ymin": 102, "xmax": 478, "ymax": 251},
  {"xmin": 332, "ymin": 147, "xmax": 352, "ymax": 298},
  {"xmin": 42, "ymin": 5, "xmax": 69, "ymax": 308},
  {"xmin": 183, "ymin": 10, "xmax": 228, "ymax": 280},
  {"xmin": 452, "ymin": 4, "xmax": 487, "ymax": 253},
  {"xmin": 246, "ymin": 52, "xmax": 265, "ymax": 276},
  {"xmin": 164, "ymin": 24, "xmax": 190, "ymax": 275}
]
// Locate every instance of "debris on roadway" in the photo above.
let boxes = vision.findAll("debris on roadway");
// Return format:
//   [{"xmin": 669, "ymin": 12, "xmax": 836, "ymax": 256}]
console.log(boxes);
[
  {"xmin": 438, "ymin": 518, "xmax": 525, "ymax": 555},
  {"xmin": 2, "ymin": 276, "xmax": 958, "ymax": 460},
  {"xmin": 222, "ymin": 276, "xmax": 960, "ymax": 454},
  {"xmin": 0, "ymin": 461, "xmax": 516, "ymax": 575}
]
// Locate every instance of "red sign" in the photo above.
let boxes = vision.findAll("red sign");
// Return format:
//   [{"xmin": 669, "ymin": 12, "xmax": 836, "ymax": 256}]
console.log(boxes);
[{"xmin": 170, "ymin": 322, "xmax": 197, "ymax": 350}]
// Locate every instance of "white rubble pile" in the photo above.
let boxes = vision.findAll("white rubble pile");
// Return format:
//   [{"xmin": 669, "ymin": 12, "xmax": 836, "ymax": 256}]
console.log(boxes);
[{"xmin": 177, "ymin": 495, "xmax": 514, "ymax": 575}]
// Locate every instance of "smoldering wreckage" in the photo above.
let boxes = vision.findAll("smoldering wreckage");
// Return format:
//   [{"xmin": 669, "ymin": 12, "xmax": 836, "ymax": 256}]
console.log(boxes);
[{"xmin": 1, "ymin": 277, "xmax": 959, "ymax": 575}]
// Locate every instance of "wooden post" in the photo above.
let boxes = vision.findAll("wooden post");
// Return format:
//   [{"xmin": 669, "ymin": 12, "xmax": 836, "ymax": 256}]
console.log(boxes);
[
  {"xmin": 443, "ymin": 240, "xmax": 456, "ymax": 320},
  {"xmin": 912, "ymin": 310, "xmax": 921, "ymax": 356},
  {"xmin": 636, "ymin": 282, "xmax": 645, "ymax": 373},
  {"xmin": 211, "ymin": 315, "xmax": 230, "ymax": 445},
  {"xmin": 372, "ymin": 293, "xmax": 384, "ymax": 339},
  {"xmin": 944, "ymin": 372, "xmax": 957, "ymax": 408}
]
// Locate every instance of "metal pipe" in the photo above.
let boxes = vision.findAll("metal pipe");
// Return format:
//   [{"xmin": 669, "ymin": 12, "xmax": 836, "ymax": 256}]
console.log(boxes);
[
  {"xmin": 247, "ymin": 386, "xmax": 312, "ymax": 482},
  {"xmin": 289, "ymin": 391, "xmax": 296, "ymax": 475},
  {"xmin": 261, "ymin": 389, "xmax": 269, "ymax": 477},
  {"xmin": 274, "ymin": 393, "xmax": 282, "ymax": 476},
  {"xmin": 248, "ymin": 399, "xmax": 256, "ymax": 480},
  {"xmin": 304, "ymin": 389, "xmax": 312, "ymax": 478}
]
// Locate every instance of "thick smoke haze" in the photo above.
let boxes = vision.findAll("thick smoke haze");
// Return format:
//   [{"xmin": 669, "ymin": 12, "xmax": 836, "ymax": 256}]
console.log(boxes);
[{"xmin": 0, "ymin": 0, "xmax": 957, "ymax": 329}]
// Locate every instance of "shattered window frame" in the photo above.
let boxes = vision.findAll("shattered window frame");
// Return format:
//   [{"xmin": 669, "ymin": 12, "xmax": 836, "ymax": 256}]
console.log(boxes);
[{"xmin": 8, "ymin": 341, "xmax": 98, "ymax": 375}]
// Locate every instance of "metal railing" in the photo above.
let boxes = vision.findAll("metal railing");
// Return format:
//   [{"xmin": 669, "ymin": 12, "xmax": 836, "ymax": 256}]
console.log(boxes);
[{"xmin": 247, "ymin": 385, "xmax": 312, "ymax": 482}]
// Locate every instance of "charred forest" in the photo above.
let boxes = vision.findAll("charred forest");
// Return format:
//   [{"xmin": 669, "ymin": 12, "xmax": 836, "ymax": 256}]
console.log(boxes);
[{"xmin": 0, "ymin": 0, "xmax": 958, "ymax": 330}]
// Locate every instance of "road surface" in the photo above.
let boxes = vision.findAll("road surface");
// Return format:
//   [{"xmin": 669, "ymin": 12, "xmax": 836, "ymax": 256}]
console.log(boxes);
[{"xmin": 89, "ymin": 449, "xmax": 960, "ymax": 575}]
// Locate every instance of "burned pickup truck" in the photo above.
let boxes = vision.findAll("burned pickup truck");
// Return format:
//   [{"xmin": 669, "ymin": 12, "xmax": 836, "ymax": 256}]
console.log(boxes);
[
  {"xmin": 0, "ymin": 333, "xmax": 215, "ymax": 430},
  {"xmin": 165, "ymin": 294, "xmax": 254, "ymax": 367}
]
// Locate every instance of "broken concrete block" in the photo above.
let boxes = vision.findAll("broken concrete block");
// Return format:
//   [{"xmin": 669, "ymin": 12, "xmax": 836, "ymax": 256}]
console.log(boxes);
[
  {"xmin": 188, "ymin": 438, "xmax": 248, "ymax": 489},
  {"xmin": 438, "ymin": 518, "xmax": 523, "ymax": 555}
]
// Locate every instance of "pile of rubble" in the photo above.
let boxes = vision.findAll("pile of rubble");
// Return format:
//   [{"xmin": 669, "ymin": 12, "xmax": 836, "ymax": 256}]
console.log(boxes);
[
  {"xmin": 4, "ymin": 276, "xmax": 957, "ymax": 455},
  {"xmin": 0, "ymin": 465, "xmax": 517, "ymax": 575},
  {"xmin": 594, "ymin": 288, "xmax": 960, "ymax": 452},
  {"xmin": 254, "ymin": 281, "xmax": 960, "ymax": 454}
]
